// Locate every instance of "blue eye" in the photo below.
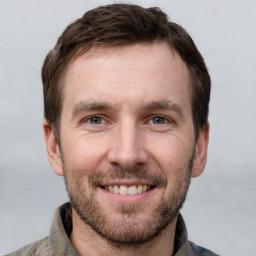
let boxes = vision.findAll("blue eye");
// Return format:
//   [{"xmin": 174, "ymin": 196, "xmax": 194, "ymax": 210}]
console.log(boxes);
[
  {"xmin": 151, "ymin": 116, "xmax": 167, "ymax": 124},
  {"xmin": 88, "ymin": 116, "xmax": 104, "ymax": 124}
]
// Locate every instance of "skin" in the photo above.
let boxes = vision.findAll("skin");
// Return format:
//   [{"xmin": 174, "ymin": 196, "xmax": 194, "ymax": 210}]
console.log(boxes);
[{"xmin": 43, "ymin": 41, "xmax": 209, "ymax": 256}]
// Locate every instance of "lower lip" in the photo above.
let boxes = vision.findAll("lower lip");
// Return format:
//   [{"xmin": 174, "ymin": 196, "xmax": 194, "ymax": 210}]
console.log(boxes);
[{"xmin": 98, "ymin": 187, "xmax": 156, "ymax": 204}]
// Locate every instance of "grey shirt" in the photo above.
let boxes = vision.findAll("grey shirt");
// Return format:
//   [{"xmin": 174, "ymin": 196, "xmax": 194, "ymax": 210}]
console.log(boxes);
[{"xmin": 7, "ymin": 203, "xmax": 219, "ymax": 256}]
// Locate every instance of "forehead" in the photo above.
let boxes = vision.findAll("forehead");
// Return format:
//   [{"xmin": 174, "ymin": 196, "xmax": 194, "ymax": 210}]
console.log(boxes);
[{"xmin": 62, "ymin": 42, "xmax": 192, "ymax": 114}]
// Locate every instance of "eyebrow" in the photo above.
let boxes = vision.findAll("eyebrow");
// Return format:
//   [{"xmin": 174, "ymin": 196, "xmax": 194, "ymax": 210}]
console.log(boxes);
[
  {"xmin": 71, "ymin": 102, "xmax": 114, "ymax": 119},
  {"xmin": 71, "ymin": 99, "xmax": 184, "ymax": 119},
  {"xmin": 141, "ymin": 99, "xmax": 184, "ymax": 118}
]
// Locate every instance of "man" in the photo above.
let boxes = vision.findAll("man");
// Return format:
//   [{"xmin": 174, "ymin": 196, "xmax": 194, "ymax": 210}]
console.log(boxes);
[{"xmin": 8, "ymin": 3, "xmax": 218, "ymax": 256}]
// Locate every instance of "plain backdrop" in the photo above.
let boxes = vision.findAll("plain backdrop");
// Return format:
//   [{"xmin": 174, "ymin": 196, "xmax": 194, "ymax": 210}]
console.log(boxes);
[{"xmin": 0, "ymin": 0, "xmax": 256, "ymax": 255}]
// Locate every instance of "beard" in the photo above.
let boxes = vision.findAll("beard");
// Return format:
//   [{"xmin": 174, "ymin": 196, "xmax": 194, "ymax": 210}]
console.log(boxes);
[{"xmin": 63, "ymin": 158, "xmax": 193, "ymax": 247}]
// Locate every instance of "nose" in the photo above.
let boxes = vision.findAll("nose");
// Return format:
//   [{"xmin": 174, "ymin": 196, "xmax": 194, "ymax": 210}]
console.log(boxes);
[{"xmin": 107, "ymin": 121, "xmax": 148, "ymax": 170}]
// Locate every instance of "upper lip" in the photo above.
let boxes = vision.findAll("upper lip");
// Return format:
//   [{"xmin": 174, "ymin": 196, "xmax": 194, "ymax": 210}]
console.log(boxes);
[{"xmin": 99, "ymin": 180, "xmax": 155, "ymax": 186}]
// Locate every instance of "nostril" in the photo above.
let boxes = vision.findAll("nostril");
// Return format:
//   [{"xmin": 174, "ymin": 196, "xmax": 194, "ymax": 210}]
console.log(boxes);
[{"xmin": 107, "ymin": 135, "xmax": 148, "ymax": 169}]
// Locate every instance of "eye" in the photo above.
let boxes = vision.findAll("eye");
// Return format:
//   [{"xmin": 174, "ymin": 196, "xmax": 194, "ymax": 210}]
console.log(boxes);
[
  {"xmin": 87, "ymin": 116, "xmax": 105, "ymax": 125},
  {"xmin": 80, "ymin": 115, "xmax": 110, "ymax": 132},
  {"xmin": 150, "ymin": 116, "xmax": 168, "ymax": 125}
]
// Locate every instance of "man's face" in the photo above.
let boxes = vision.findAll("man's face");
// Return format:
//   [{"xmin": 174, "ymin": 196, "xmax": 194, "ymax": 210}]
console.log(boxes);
[{"xmin": 46, "ymin": 42, "xmax": 208, "ymax": 245}]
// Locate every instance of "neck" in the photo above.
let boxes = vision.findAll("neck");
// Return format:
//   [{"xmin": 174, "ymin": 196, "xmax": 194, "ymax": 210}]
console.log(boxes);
[{"xmin": 70, "ymin": 209, "xmax": 178, "ymax": 256}]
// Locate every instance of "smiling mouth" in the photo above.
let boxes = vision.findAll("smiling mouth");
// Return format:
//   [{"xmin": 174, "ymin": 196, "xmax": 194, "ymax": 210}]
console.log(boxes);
[{"xmin": 100, "ymin": 185, "xmax": 156, "ymax": 195}]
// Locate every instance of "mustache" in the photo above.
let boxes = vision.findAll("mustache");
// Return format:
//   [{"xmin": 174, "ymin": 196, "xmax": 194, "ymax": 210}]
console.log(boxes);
[{"xmin": 88, "ymin": 166, "xmax": 167, "ymax": 188}]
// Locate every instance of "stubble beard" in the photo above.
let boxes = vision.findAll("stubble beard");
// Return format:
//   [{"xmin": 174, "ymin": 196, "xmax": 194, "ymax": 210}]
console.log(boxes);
[{"xmin": 63, "ymin": 159, "xmax": 193, "ymax": 247}]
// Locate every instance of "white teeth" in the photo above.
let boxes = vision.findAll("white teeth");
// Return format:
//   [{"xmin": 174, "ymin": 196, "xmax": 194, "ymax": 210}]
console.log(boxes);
[
  {"xmin": 104, "ymin": 184, "xmax": 152, "ymax": 195},
  {"xmin": 137, "ymin": 184, "xmax": 142, "ymax": 194},
  {"xmin": 109, "ymin": 185, "xmax": 114, "ymax": 192},
  {"xmin": 120, "ymin": 185, "xmax": 128, "ymax": 195},
  {"xmin": 113, "ymin": 185, "xmax": 119, "ymax": 194},
  {"xmin": 128, "ymin": 185, "xmax": 137, "ymax": 195}
]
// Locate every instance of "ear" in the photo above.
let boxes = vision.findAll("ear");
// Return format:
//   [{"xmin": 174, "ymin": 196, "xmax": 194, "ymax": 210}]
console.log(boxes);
[
  {"xmin": 191, "ymin": 123, "xmax": 210, "ymax": 178},
  {"xmin": 43, "ymin": 119, "xmax": 64, "ymax": 176}
]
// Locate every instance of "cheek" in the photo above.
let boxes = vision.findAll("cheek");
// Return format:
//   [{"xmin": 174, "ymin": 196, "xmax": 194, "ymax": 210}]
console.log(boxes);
[
  {"xmin": 61, "ymin": 133, "xmax": 110, "ymax": 171},
  {"xmin": 146, "ymin": 133, "xmax": 194, "ymax": 172}
]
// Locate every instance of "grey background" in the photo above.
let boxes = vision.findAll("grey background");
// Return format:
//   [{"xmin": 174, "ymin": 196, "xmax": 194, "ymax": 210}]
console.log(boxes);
[{"xmin": 0, "ymin": 0, "xmax": 255, "ymax": 255}]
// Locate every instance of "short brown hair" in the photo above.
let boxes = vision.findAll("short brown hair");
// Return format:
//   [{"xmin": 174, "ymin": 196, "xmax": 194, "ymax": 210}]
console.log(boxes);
[{"xmin": 42, "ymin": 3, "xmax": 211, "ymax": 142}]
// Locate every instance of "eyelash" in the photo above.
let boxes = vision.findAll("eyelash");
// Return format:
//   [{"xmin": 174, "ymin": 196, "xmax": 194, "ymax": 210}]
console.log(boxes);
[
  {"xmin": 80, "ymin": 114, "xmax": 174, "ymax": 131},
  {"xmin": 83, "ymin": 115, "xmax": 107, "ymax": 125},
  {"xmin": 82, "ymin": 115, "xmax": 170, "ymax": 122},
  {"xmin": 148, "ymin": 116, "xmax": 170, "ymax": 125}
]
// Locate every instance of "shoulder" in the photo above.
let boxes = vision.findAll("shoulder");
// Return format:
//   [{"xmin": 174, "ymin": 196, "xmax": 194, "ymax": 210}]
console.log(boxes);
[
  {"xmin": 189, "ymin": 241, "xmax": 220, "ymax": 256},
  {"xmin": 5, "ymin": 237, "xmax": 51, "ymax": 256}
]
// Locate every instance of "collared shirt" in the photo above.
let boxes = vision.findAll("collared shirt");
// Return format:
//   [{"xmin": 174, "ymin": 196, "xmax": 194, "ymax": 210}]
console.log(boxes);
[{"xmin": 7, "ymin": 203, "xmax": 219, "ymax": 256}]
